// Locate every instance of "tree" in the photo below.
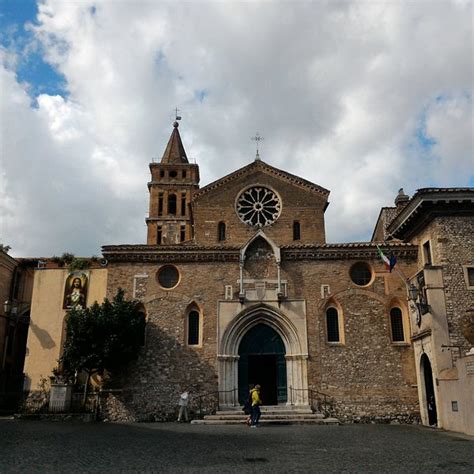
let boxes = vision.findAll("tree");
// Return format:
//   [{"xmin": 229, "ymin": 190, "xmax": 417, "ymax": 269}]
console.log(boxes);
[{"xmin": 61, "ymin": 289, "xmax": 146, "ymax": 401}]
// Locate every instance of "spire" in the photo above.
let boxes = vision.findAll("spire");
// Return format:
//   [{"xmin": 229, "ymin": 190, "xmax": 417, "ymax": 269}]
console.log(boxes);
[{"xmin": 160, "ymin": 121, "xmax": 189, "ymax": 164}]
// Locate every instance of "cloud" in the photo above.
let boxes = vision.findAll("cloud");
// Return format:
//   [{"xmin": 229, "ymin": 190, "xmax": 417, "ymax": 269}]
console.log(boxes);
[{"xmin": 0, "ymin": 0, "xmax": 472, "ymax": 256}]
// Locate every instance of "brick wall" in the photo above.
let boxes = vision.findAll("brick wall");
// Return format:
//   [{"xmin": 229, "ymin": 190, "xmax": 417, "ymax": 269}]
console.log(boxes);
[{"xmin": 192, "ymin": 169, "xmax": 327, "ymax": 246}]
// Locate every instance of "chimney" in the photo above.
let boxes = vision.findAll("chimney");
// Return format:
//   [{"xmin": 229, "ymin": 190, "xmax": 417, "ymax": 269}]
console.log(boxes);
[{"xmin": 395, "ymin": 188, "xmax": 410, "ymax": 213}]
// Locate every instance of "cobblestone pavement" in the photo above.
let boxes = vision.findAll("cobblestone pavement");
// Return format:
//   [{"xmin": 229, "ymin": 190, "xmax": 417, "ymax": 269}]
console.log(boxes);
[{"xmin": 0, "ymin": 419, "xmax": 473, "ymax": 473}]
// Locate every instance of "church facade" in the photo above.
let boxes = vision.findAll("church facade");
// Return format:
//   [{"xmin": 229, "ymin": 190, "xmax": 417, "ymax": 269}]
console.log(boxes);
[
  {"xmin": 23, "ymin": 121, "xmax": 473, "ymax": 430},
  {"xmin": 100, "ymin": 121, "xmax": 421, "ymax": 422}
]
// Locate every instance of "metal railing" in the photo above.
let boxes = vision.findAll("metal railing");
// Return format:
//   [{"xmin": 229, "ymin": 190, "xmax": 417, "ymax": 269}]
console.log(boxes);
[
  {"xmin": 288, "ymin": 386, "xmax": 334, "ymax": 415},
  {"xmin": 191, "ymin": 388, "xmax": 238, "ymax": 418}
]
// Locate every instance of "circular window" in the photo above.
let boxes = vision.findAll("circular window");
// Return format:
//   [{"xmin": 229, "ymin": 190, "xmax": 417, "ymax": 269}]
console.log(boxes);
[
  {"xmin": 169, "ymin": 170, "xmax": 178, "ymax": 178},
  {"xmin": 349, "ymin": 262, "xmax": 373, "ymax": 286},
  {"xmin": 236, "ymin": 186, "xmax": 282, "ymax": 227},
  {"xmin": 157, "ymin": 265, "xmax": 180, "ymax": 289}
]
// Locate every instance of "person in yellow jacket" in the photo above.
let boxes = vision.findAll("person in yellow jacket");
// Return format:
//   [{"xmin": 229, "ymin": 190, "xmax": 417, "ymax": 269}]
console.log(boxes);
[{"xmin": 250, "ymin": 384, "xmax": 262, "ymax": 428}]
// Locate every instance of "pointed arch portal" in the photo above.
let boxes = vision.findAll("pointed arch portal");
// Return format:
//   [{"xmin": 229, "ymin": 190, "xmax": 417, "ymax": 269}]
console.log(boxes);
[
  {"xmin": 238, "ymin": 324, "xmax": 287, "ymax": 405},
  {"xmin": 217, "ymin": 304, "xmax": 309, "ymax": 408}
]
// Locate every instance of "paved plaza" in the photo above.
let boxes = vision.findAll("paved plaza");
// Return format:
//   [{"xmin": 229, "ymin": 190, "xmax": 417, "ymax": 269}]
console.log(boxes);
[{"xmin": 0, "ymin": 419, "xmax": 473, "ymax": 473}]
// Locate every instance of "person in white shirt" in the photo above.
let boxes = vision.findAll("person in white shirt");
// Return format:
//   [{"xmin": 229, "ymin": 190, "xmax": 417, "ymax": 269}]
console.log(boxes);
[{"xmin": 177, "ymin": 391, "xmax": 189, "ymax": 422}]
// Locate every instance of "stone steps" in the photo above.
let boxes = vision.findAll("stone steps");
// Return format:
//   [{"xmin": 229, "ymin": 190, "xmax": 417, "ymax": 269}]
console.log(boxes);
[
  {"xmin": 204, "ymin": 414, "xmax": 325, "ymax": 420},
  {"xmin": 191, "ymin": 418, "xmax": 339, "ymax": 425},
  {"xmin": 191, "ymin": 405, "xmax": 340, "ymax": 426}
]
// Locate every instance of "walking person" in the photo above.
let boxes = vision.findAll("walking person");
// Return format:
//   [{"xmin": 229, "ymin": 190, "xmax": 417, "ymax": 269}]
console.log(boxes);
[
  {"xmin": 177, "ymin": 391, "xmax": 189, "ymax": 422},
  {"xmin": 250, "ymin": 384, "xmax": 262, "ymax": 428}
]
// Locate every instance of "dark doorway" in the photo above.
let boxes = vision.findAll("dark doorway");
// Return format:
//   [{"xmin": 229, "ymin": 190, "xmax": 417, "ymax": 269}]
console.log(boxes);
[
  {"xmin": 238, "ymin": 323, "xmax": 287, "ymax": 405},
  {"xmin": 421, "ymin": 353, "xmax": 437, "ymax": 426},
  {"xmin": 248, "ymin": 355, "xmax": 278, "ymax": 405}
]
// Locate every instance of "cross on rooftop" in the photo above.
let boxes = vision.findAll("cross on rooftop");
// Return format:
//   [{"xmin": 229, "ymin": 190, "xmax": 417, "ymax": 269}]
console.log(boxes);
[{"xmin": 251, "ymin": 133, "xmax": 264, "ymax": 161}]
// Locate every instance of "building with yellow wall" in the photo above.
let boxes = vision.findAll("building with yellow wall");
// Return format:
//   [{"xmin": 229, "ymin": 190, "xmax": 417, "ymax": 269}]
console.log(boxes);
[{"xmin": 23, "ymin": 265, "xmax": 107, "ymax": 392}]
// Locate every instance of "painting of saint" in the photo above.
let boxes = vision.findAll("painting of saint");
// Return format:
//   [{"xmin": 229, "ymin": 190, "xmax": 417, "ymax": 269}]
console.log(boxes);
[{"xmin": 63, "ymin": 271, "xmax": 89, "ymax": 310}]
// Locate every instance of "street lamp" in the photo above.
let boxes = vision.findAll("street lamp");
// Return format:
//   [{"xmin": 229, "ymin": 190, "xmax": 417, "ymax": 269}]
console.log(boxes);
[
  {"xmin": 408, "ymin": 284, "xmax": 419, "ymax": 302},
  {"xmin": 3, "ymin": 300, "xmax": 12, "ymax": 315},
  {"xmin": 3, "ymin": 300, "xmax": 30, "ymax": 318}
]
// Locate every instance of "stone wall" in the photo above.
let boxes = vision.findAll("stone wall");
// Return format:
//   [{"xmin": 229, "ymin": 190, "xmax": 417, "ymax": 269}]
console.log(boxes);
[
  {"xmin": 103, "ymin": 251, "xmax": 420, "ymax": 422},
  {"xmin": 414, "ymin": 216, "xmax": 474, "ymax": 359}
]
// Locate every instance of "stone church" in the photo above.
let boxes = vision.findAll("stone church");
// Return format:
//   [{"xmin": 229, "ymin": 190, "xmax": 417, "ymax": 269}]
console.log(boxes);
[
  {"xmin": 100, "ymin": 121, "xmax": 420, "ymax": 421},
  {"xmin": 23, "ymin": 120, "xmax": 473, "ymax": 430}
]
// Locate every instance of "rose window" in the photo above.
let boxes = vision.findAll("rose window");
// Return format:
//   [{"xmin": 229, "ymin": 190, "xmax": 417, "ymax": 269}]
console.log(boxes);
[{"xmin": 236, "ymin": 186, "xmax": 282, "ymax": 227}]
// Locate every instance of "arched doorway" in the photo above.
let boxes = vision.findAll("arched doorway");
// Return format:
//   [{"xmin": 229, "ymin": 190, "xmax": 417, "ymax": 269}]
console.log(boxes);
[
  {"xmin": 421, "ymin": 353, "xmax": 437, "ymax": 426},
  {"xmin": 238, "ymin": 323, "xmax": 287, "ymax": 405}
]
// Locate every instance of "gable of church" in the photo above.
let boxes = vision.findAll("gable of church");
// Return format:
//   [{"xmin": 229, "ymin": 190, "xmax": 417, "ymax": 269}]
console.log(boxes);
[{"xmin": 192, "ymin": 162, "xmax": 329, "ymax": 246}]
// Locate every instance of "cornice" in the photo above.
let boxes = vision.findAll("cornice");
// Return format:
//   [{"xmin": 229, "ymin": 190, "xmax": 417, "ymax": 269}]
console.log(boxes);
[
  {"xmin": 281, "ymin": 242, "xmax": 418, "ymax": 261},
  {"xmin": 102, "ymin": 242, "xmax": 417, "ymax": 263},
  {"xmin": 192, "ymin": 160, "xmax": 330, "ymax": 201},
  {"xmin": 387, "ymin": 188, "xmax": 474, "ymax": 239}
]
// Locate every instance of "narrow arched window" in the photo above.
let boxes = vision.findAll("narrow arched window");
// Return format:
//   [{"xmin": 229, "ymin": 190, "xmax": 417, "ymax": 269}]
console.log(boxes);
[
  {"xmin": 390, "ymin": 307, "xmax": 405, "ymax": 342},
  {"xmin": 168, "ymin": 193, "xmax": 177, "ymax": 215},
  {"xmin": 326, "ymin": 307, "xmax": 340, "ymax": 342},
  {"xmin": 293, "ymin": 221, "xmax": 301, "ymax": 241},
  {"xmin": 188, "ymin": 310, "xmax": 200, "ymax": 345},
  {"xmin": 218, "ymin": 222, "xmax": 226, "ymax": 241}
]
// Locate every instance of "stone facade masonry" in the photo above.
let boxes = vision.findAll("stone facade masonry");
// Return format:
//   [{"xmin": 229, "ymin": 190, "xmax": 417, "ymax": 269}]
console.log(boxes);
[
  {"xmin": 193, "ymin": 169, "xmax": 327, "ymax": 246},
  {"xmin": 102, "ymin": 250, "xmax": 420, "ymax": 422},
  {"xmin": 413, "ymin": 216, "xmax": 474, "ymax": 356}
]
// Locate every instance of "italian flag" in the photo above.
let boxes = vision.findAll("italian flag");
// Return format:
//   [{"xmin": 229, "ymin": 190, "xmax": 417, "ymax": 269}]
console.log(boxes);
[{"xmin": 376, "ymin": 245, "xmax": 397, "ymax": 272}]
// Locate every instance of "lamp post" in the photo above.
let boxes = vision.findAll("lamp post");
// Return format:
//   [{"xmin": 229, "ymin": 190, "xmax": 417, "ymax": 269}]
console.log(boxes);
[
  {"xmin": 407, "ymin": 284, "xmax": 423, "ymax": 327},
  {"xmin": 408, "ymin": 284, "xmax": 419, "ymax": 302}
]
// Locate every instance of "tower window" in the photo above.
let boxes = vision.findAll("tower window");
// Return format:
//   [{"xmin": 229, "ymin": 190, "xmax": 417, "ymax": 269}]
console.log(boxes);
[
  {"xmin": 181, "ymin": 193, "xmax": 187, "ymax": 216},
  {"xmin": 218, "ymin": 222, "xmax": 226, "ymax": 241},
  {"xmin": 188, "ymin": 310, "xmax": 200, "ymax": 345},
  {"xmin": 180, "ymin": 225, "xmax": 186, "ymax": 242},
  {"xmin": 158, "ymin": 193, "xmax": 164, "ymax": 216},
  {"xmin": 390, "ymin": 307, "xmax": 405, "ymax": 342},
  {"xmin": 168, "ymin": 194, "xmax": 177, "ymax": 215},
  {"xmin": 293, "ymin": 221, "xmax": 301, "ymax": 241},
  {"xmin": 157, "ymin": 226, "xmax": 162, "ymax": 245},
  {"xmin": 169, "ymin": 170, "xmax": 178, "ymax": 178},
  {"xmin": 182, "ymin": 170, "xmax": 187, "ymax": 178},
  {"xmin": 326, "ymin": 307, "xmax": 340, "ymax": 342},
  {"xmin": 160, "ymin": 170, "xmax": 165, "ymax": 178}
]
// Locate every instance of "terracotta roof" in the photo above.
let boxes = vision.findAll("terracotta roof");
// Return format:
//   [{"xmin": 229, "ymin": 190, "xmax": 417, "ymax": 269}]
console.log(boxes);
[
  {"xmin": 192, "ymin": 159, "xmax": 330, "ymax": 200},
  {"xmin": 160, "ymin": 122, "xmax": 189, "ymax": 164}
]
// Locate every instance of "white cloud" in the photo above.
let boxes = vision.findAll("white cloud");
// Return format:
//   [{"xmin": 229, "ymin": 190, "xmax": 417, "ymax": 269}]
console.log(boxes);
[{"xmin": 0, "ymin": 0, "xmax": 472, "ymax": 256}]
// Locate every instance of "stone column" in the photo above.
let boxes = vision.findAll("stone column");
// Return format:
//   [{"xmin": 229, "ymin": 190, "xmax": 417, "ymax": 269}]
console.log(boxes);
[
  {"xmin": 285, "ymin": 354, "xmax": 309, "ymax": 406},
  {"xmin": 217, "ymin": 355, "xmax": 239, "ymax": 408}
]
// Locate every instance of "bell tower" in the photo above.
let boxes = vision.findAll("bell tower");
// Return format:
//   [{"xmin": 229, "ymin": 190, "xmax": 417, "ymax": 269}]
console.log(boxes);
[{"xmin": 146, "ymin": 121, "xmax": 200, "ymax": 245}]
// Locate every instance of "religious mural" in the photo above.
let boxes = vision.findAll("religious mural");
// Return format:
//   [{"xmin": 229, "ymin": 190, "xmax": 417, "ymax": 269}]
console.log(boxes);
[{"xmin": 63, "ymin": 271, "xmax": 89, "ymax": 310}]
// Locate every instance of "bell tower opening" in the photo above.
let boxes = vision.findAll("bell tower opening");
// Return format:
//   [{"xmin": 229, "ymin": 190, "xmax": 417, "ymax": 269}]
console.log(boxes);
[{"xmin": 238, "ymin": 323, "xmax": 287, "ymax": 405}]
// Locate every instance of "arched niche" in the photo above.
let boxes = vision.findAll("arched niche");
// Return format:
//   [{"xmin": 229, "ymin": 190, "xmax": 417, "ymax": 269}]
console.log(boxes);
[{"xmin": 238, "ymin": 230, "xmax": 283, "ymax": 296}]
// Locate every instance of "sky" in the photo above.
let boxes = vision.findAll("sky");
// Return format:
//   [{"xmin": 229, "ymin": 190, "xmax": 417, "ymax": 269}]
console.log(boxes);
[{"xmin": 0, "ymin": 0, "xmax": 473, "ymax": 258}]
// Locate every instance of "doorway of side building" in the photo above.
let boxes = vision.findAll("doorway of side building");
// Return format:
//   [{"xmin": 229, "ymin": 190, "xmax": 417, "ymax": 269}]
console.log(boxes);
[
  {"xmin": 238, "ymin": 323, "xmax": 287, "ymax": 405},
  {"xmin": 421, "ymin": 353, "xmax": 437, "ymax": 426}
]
